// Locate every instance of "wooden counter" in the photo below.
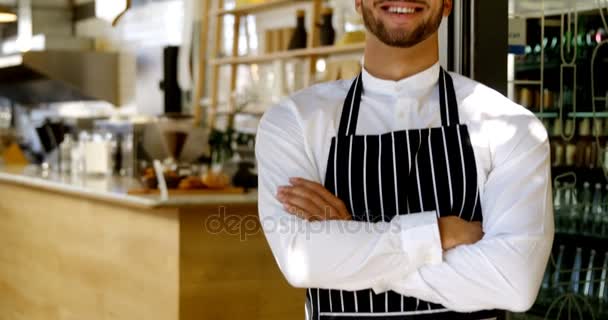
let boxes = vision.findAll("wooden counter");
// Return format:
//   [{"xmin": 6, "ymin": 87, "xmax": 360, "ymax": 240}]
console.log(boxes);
[{"xmin": 0, "ymin": 167, "xmax": 303, "ymax": 320}]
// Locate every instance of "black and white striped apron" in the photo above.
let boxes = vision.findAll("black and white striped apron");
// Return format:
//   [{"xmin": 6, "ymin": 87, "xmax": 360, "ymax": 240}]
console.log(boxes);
[{"xmin": 305, "ymin": 69, "xmax": 504, "ymax": 320}]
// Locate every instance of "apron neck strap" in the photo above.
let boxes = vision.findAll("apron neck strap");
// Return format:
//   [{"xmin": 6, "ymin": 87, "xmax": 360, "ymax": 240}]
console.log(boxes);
[
  {"xmin": 438, "ymin": 68, "xmax": 460, "ymax": 127},
  {"xmin": 337, "ymin": 67, "xmax": 460, "ymax": 136},
  {"xmin": 338, "ymin": 72, "xmax": 364, "ymax": 136}
]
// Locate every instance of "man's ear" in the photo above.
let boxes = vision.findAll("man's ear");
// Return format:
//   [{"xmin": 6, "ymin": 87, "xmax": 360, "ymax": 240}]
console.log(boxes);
[
  {"xmin": 355, "ymin": 0, "xmax": 362, "ymax": 15},
  {"xmin": 443, "ymin": 0, "xmax": 453, "ymax": 17}
]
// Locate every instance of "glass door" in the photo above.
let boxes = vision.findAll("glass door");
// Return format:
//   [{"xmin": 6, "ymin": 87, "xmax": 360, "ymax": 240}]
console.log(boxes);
[{"xmin": 508, "ymin": 0, "xmax": 608, "ymax": 319}]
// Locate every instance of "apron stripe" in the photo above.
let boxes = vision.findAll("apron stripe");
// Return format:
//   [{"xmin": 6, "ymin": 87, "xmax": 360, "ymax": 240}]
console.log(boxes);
[
  {"xmin": 307, "ymin": 289, "xmax": 311, "ymax": 318},
  {"xmin": 385, "ymin": 293, "xmax": 388, "ymax": 314},
  {"xmin": 471, "ymin": 185, "xmax": 479, "ymax": 222},
  {"xmin": 334, "ymin": 137, "xmax": 339, "ymax": 200},
  {"xmin": 348, "ymin": 135, "xmax": 355, "ymax": 216},
  {"xmin": 365, "ymin": 137, "xmax": 381, "ymax": 222},
  {"xmin": 414, "ymin": 130, "xmax": 424, "ymax": 212},
  {"xmin": 460, "ymin": 126, "xmax": 482, "ymax": 222},
  {"xmin": 456, "ymin": 127, "xmax": 467, "ymax": 218},
  {"xmin": 441, "ymin": 127, "xmax": 454, "ymax": 210},
  {"xmin": 393, "ymin": 131, "xmax": 409, "ymax": 216},
  {"xmin": 380, "ymin": 134, "xmax": 398, "ymax": 219},
  {"xmin": 378, "ymin": 136, "xmax": 385, "ymax": 221},
  {"xmin": 363, "ymin": 138, "xmax": 370, "ymax": 221},
  {"xmin": 416, "ymin": 130, "xmax": 436, "ymax": 214},
  {"xmin": 429, "ymin": 128, "xmax": 450, "ymax": 216},
  {"xmin": 428, "ymin": 130, "xmax": 441, "ymax": 217},
  {"xmin": 405, "ymin": 131, "xmax": 412, "ymax": 214},
  {"xmin": 391, "ymin": 133, "xmax": 400, "ymax": 216},
  {"xmin": 325, "ymin": 139, "xmax": 336, "ymax": 198}
]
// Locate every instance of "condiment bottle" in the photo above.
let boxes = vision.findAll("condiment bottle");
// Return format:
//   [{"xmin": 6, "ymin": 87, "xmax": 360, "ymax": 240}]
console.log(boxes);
[
  {"xmin": 288, "ymin": 10, "xmax": 308, "ymax": 50},
  {"xmin": 319, "ymin": 7, "xmax": 336, "ymax": 46}
]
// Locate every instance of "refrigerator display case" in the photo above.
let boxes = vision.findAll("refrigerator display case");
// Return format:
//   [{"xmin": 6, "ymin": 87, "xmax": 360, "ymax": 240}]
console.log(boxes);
[{"xmin": 506, "ymin": 0, "xmax": 608, "ymax": 319}]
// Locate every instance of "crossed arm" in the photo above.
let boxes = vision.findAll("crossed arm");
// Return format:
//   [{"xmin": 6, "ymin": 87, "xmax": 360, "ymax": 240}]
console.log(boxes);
[{"xmin": 255, "ymin": 104, "xmax": 554, "ymax": 312}]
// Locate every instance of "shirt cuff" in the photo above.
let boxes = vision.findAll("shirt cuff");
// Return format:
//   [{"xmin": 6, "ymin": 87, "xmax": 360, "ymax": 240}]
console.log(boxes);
[{"xmin": 372, "ymin": 211, "xmax": 443, "ymax": 293}]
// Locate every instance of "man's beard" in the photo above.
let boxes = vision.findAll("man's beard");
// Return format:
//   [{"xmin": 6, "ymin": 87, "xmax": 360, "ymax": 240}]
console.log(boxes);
[{"xmin": 361, "ymin": 0, "xmax": 444, "ymax": 48}]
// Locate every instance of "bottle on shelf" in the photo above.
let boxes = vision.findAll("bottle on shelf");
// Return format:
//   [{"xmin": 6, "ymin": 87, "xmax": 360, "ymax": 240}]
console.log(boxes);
[
  {"xmin": 554, "ymin": 181, "xmax": 564, "ymax": 231},
  {"xmin": 571, "ymin": 247, "xmax": 583, "ymax": 294},
  {"xmin": 288, "ymin": 9, "xmax": 308, "ymax": 50},
  {"xmin": 584, "ymin": 249, "xmax": 597, "ymax": 297},
  {"xmin": 601, "ymin": 184, "xmax": 608, "ymax": 238},
  {"xmin": 599, "ymin": 252, "xmax": 608, "ymax": 303},
  {"xmin": 592, "ymin": 182, "xmax": 604, "ymax": 236},
  {"xmin": 319, "ymin": 7, "xmax": 335, "ymax": 46},
  {"xmin": 519, "ymin": 87, "xmax": 534, "ymax": 110},
  {"xmin": 566, "ymin": 186, "xmax": 580, "ymax": 234},
  {"xmin": 580, "ymin": 182, "xmax": 592, "ymax": 234},
  {"xmin": 542, "ymin": 88, "xmax": 555, "ymax": 111},
  {"xmin": 553, "ymin": 245, "xmax": 566, "ymax": 293}
]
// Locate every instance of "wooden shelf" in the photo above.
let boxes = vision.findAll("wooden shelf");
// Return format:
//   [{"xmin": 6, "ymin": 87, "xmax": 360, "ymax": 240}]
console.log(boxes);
[
  {"xmin": 215, "ymin": 0, "xmax": 310, "ymax": 16},
  {"xmin": 210, "ymin": 43, "xmax": 365, "ymax": 65}
]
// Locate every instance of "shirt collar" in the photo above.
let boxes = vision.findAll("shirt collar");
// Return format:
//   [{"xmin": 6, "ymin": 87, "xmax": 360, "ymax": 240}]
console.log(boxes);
[{"xmin": 361, "ymin": 61, "xmax": 441, "ymax": 97}]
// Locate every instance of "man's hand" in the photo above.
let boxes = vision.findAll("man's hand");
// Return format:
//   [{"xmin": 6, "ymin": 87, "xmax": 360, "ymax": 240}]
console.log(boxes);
[
  {"xmin": 438, "ymin": 216, "xmax": 483, "ymax": 251},
  {"xmin": 276, "ymin": 177, "xmax": 352, "ymax": 221}
]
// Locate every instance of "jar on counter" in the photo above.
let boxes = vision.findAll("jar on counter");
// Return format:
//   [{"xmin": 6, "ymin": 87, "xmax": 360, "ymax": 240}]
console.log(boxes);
[
  {"xmin": 77, "ymin": 131, "xmax": 115, "ymax": 177},
  {"xmin": 59, "ymin": 134, "xmax": 73, "ymax": 174}
]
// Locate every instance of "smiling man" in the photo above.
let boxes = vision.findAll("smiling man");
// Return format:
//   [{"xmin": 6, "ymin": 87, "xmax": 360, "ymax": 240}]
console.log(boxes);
[{"xmin": 255, "ymin": 0, "xmax": 554, "ymax": 319}]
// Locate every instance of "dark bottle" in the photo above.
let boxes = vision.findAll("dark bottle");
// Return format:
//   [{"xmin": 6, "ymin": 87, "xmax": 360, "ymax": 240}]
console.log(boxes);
[
  {"xmin": 288, "ymin": 9, "xmax": 308, "ymax": 50},
  {"xmin": 319, "ymin": 7, "xmax": 335, "ymax": 46}
]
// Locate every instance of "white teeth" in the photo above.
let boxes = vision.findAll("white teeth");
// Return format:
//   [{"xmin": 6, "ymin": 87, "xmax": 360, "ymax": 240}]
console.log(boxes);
[{"xmin": 387, "ymin": 6, "xmax": 416, "ymax": 14}]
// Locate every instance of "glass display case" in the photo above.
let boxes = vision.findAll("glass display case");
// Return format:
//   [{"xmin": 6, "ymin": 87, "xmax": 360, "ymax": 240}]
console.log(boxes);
[{"xmin": 508, "ymin": 0, "xmax": 608, "ymax": 319}]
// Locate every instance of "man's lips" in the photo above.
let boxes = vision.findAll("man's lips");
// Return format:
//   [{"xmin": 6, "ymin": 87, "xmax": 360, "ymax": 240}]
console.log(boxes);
[{"xmin": 377, "ymin": 0, "xmax": 427, "ymax": 11}]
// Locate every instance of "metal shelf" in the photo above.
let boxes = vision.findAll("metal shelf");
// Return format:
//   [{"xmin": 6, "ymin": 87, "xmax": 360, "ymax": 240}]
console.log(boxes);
[
  {"xmin": 534, "ymin": 112, "xmax": 608, "ymax": 118},
  {"xmin": 569, "ymin": 112, "xmax": 608, "ymax": 118},
  {"xmin": 535, "ymin": 112, "xmax": 559, "ymax": 118},
  {"xmin": 509, "ymin": 0, "xmax": 604, "ymax": 18}
]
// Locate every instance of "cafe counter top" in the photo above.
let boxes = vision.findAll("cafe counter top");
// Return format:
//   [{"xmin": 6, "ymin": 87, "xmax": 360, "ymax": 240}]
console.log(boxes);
[{"xmin": 0, "ymin": 165, "xmax": 258, "ymax": 208}]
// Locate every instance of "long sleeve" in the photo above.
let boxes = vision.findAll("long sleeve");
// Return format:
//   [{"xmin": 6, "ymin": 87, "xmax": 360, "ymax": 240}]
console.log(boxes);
[
  {"xmin": 255, "ymin": 98, "xmax": 443, "ymax": 291},
  {"xmin": 386, "ymin": 114, "xmax": 554, "ymax": 312}
]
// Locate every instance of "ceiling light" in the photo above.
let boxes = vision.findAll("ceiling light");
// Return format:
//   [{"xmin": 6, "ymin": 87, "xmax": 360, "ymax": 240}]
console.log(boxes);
[{"xmin": 0, "ymin": 6, "xmax": 16, "ymax": 23}]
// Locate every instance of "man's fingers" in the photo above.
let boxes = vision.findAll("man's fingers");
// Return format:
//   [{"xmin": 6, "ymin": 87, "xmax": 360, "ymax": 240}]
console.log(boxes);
[
  {"xmin": 280, "ymin": 186, "xmax": 327, "ymax": 211},
  {"xmin": 278, "ymin": 191, "xmax": 327, "ymax": 218},
  {"xmin": 283, "ymin": 204, "xmax": 320, "ymax": 221},
  {"xmin": 290, "ymin": 178, "xmax": 349, "ymax": 214}
]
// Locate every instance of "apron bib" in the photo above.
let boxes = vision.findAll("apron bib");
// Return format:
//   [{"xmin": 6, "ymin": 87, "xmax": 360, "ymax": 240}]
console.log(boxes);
[{"xmin": 305, "ymin": 69, "xmax": 504, "ymax": 320}]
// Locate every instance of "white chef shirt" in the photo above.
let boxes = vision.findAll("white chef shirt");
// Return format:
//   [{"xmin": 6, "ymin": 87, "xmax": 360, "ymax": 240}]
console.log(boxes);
[{"xmin": 255, "ymin": 62, "xmax": 554, "ymax": 313}]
